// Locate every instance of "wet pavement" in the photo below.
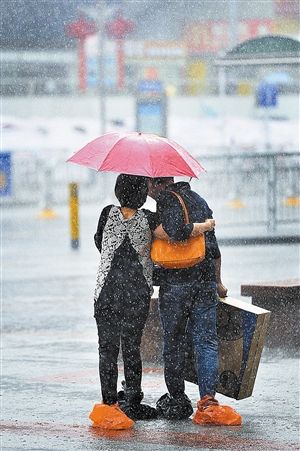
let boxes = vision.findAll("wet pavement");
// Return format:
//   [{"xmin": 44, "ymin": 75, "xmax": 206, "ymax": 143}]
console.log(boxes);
[{"xmin": 2, "ymin": 204, "xmax": 300, "ymax": 450}]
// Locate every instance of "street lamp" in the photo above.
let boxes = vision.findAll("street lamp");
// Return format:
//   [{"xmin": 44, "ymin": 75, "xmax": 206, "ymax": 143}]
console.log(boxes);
[
  {"xmin": 65, "ymin": 16, "xmax": 98, "ymax": 93},
  {"xmin": 105, "ymin": 13, "xmax": 135, "ymax": 90}
]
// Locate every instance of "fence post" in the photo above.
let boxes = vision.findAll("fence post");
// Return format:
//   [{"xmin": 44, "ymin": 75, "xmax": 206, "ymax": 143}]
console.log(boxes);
[
  {"xmin": 267, "ymin": 155, "xmax": 277, "ymax": 232},
  {"xmin": 69, "ymin": 182, "xmax": 79, "ymax": 249}
]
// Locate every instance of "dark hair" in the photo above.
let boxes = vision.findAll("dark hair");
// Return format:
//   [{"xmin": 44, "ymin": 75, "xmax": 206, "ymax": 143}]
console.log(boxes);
[
  {"xmin": 115, "ymin": 174, "xmax": 148, "ymax": 209},
  {"xmin": 150, "ymin": 177, "xmax": 174, "ymax": 186}
]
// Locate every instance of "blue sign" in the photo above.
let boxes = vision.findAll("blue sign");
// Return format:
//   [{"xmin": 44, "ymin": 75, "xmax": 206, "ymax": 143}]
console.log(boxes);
[
  {"xmin": 256, "ymin": 83, "xmax": 278, "ymax": 108},
  {"xmin": 138, "ymin": 80, "xmax": 163, "ymax": 94},
  {"xmin": 136, "ymin": 79, "xmax": 167, "ymax": 136},
  {"xmin": 0, "ymin": 152, "xmax": 12, "ymax": 197},
  {"xmin": 136, "ymin": 100, "xmax": 165, "ymax": 136}
]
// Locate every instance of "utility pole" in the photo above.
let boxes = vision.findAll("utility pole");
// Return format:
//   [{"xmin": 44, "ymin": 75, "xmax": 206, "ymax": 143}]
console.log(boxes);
[
  {"xmin": 98, "ymin": 0, "xmax": 107, "ymax": 135},
  {"xmin": 78, "ymin": 2, "xmax": 107, "ymax": 134}
]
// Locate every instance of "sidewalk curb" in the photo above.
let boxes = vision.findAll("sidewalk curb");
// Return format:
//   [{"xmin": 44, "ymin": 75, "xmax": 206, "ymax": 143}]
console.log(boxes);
[{"xmin": 218, "ymin": 235, "xmax": 300, "ymax": 246}]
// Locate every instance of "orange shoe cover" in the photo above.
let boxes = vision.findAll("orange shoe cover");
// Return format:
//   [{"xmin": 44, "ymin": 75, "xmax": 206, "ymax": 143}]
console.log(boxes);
[
  {"xmin": 193, "ymin": 399, "xmax": 242, "ymax": 426},
  {"xmin": 89, "ymin": 403, "xmax": 134, "ymax": 430}
]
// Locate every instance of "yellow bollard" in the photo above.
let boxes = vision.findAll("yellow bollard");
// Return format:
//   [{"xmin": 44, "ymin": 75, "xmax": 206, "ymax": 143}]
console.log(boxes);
[{"xmin": 69, "ymin": 182, "xmax": 79, "ymax": 249}]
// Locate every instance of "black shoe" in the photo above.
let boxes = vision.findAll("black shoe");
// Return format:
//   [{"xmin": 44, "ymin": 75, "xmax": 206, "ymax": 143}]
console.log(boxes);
[
  {"xmin": 120, "ymin": 402, "xmax": 158, "ymax": 420},
  {"xmin": 156, "ymin": 393, "xmax": 193, "ymax": 420},
  {"xmin": 117, "ymin": 385, "xmax": 157, "ymax": 421},
  {"xmin": 117, "ymin": 388, "xmax": 143, "ymax": 406}
]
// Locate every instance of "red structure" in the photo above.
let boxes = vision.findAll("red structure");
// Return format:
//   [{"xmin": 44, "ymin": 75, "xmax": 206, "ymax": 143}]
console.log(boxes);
[
  {"xmin": 65, "ymin": 17, "xmax": 97, "ymax": 93},
  {"xmin": 106, "ymin": 14, "xmax": 135, "ymax": 90}
]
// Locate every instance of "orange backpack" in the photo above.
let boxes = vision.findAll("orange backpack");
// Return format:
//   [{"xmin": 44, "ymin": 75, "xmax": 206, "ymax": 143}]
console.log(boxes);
[{"xmin": 151, "ymin": 191, "xmax": 205, "ymax": 269}]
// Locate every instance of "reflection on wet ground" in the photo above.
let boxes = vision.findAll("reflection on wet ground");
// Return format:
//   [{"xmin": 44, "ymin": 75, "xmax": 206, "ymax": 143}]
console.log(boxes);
[{"xmin": 2, "ymin": 206, "xmax": 300, "ymax": 450}]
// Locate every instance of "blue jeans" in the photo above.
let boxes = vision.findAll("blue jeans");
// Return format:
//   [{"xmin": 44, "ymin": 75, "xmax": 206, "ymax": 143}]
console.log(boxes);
[{"xmin": 159, "ymin": 280, "xmax": 219, "ymax": 399}]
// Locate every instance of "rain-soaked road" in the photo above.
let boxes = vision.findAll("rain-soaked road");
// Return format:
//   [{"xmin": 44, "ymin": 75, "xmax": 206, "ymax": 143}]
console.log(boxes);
[{"xmin": 2, "ymin": 204, "xmax": 300, "ymax": 450}]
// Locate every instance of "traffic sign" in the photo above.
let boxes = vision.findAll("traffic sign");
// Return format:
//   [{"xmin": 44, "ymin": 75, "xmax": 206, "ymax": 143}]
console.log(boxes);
[
  {"xmin": 136, "ymin": 79, "xmax": 167, "ymax": 136},
  {"xmin": 256, "ymin": 83, "xmax": 278, "ymax": 108}
]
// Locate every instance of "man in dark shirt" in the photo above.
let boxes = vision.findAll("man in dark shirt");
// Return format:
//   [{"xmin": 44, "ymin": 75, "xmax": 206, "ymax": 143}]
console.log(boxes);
[{"xmin": 148, "ymin": 177, "xmax": 232, "ymax": 423}]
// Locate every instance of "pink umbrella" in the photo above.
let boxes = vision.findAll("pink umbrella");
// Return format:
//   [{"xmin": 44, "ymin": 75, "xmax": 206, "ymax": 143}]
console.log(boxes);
[{"xmin": 67, "ymin": 132, "xmax": 205, "ymax": 178}]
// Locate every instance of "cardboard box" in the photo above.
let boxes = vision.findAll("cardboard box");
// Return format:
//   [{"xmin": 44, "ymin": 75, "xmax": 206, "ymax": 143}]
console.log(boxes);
[{"xmin": 184, "ymin": 297, "xmax": 271, "ymax": 400}]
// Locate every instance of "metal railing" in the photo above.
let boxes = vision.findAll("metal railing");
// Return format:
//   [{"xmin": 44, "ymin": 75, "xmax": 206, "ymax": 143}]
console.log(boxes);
[
  {"xmin": 1, "ymin": 151, "xmax": 299, "ymax": 233},
  {"xmin": 193, "ymin": 152, "xmax": 300, "ymax": 232},
  {"xmin": 2, "ymin": 77, "xmax": 299, "ymax": 97}
]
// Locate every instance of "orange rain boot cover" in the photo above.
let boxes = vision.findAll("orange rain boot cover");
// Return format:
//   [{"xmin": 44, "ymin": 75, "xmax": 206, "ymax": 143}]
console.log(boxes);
[
  {"xmin": 193, "ymin": 395, "xmax": 242, "ymax": 426},
  {"xmin": 89, "ymin": 403, "xmax": 134, "ymax": 430}
]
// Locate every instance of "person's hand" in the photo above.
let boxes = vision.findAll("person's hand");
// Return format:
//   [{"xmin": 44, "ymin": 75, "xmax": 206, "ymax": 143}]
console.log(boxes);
[
  {"xmin": 217, "ymin": 282, "xmax": 228, "ymax": 298},
  {"xmin": 204, "ymin": 219, "xmax": 215, "ymax": 231},
  {"xmin": 192, "ymin": 219, "xmax": 215, "ymax": 237}
]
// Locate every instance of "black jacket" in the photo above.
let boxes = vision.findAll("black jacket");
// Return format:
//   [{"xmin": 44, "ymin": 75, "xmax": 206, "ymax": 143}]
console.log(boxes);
[{"xmin": 155, "ymin": 182, "xmax": 221, "ymax": 284}]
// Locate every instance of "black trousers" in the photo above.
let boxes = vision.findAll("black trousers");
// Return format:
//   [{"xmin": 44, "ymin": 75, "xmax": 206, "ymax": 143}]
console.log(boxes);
[{"xmin": 94, "ymin": 275, "xmax": 150, "ymax": 405}]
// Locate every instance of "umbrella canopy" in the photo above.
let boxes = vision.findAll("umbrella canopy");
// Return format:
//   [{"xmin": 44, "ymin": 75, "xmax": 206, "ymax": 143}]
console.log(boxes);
[{"xmin": 67, "ymin": 132, "xmax": 205, "ymax": 178}]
